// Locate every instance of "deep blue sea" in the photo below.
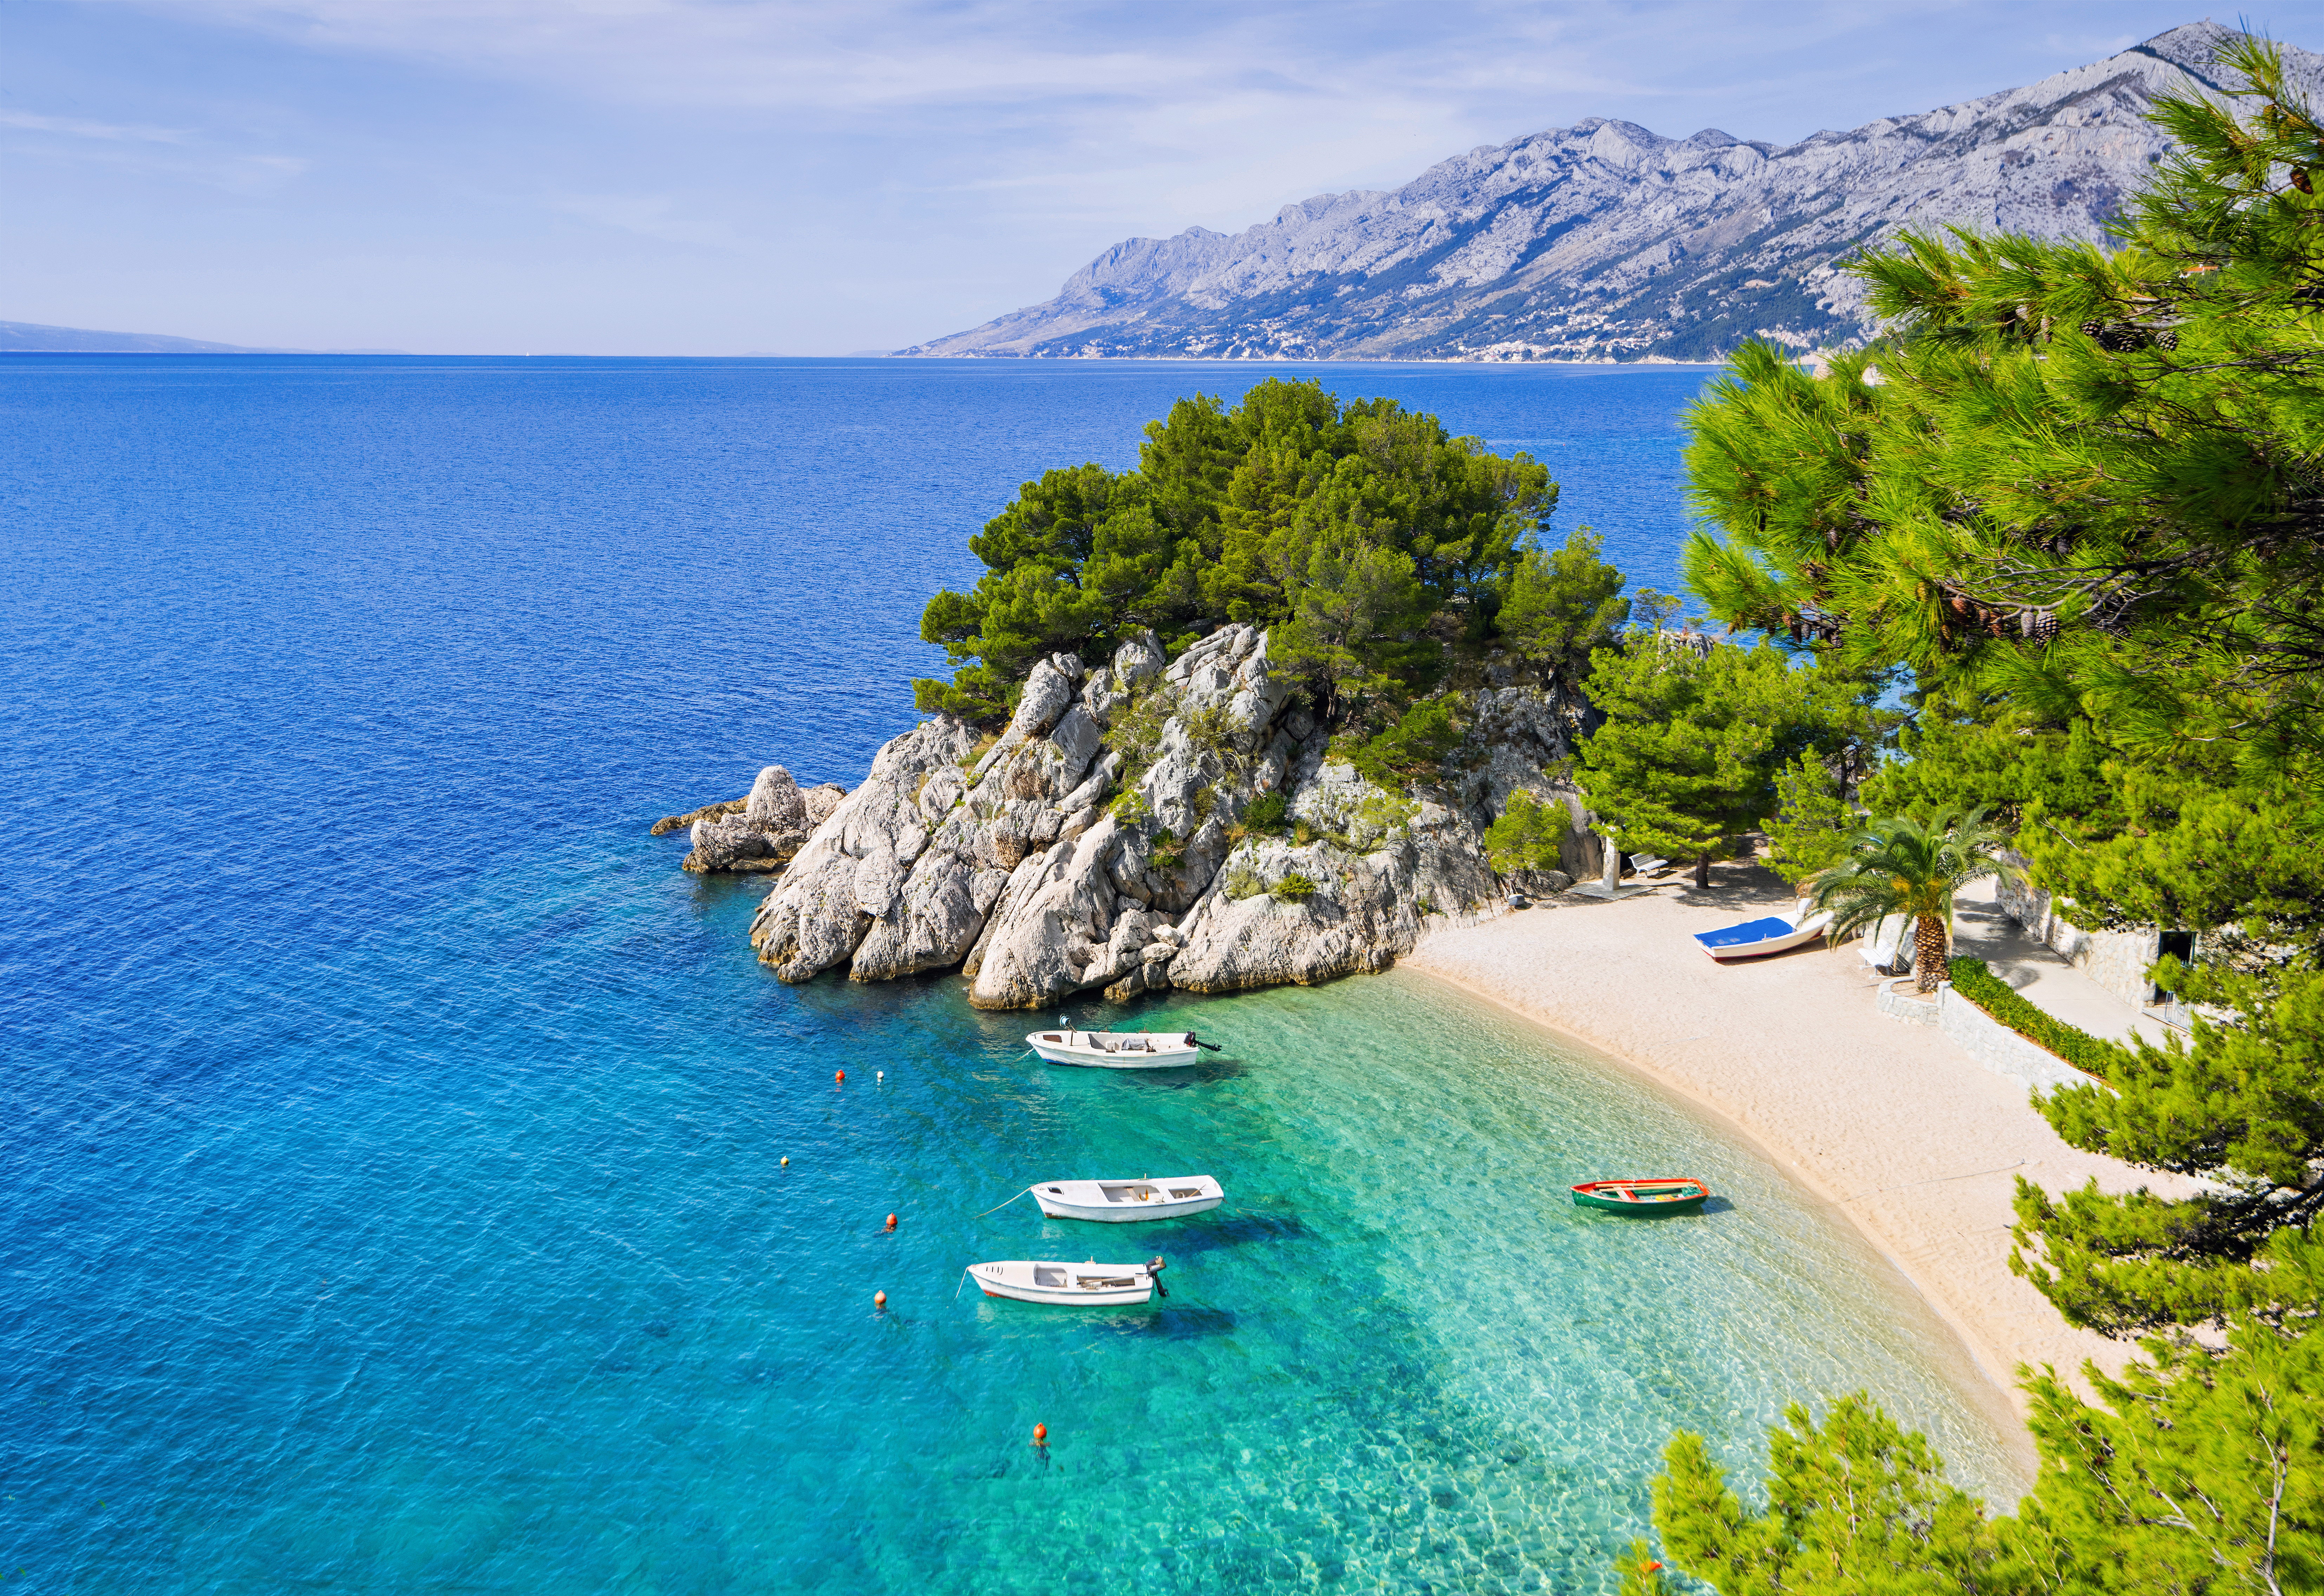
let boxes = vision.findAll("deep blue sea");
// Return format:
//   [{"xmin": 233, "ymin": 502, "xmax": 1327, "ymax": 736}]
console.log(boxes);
[{"xmin": 0, "ymin": 357, "xmax": 2014, "ymax": 1593}]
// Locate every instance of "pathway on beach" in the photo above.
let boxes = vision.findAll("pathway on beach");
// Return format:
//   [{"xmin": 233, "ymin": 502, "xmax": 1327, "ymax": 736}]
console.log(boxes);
[{"xmin": 1406, "ymin": 864, "xmax": 2194, "ymax": 1420}]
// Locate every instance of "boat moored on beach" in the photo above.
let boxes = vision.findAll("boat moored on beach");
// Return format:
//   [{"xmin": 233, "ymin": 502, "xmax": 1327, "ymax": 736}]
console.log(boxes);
[
  {"xmin": 1692, "ymin": 900, "xmax": 1833, "ymax": 962},
  {"xmin": 1031, "ymin": 1176, "xmax": 1224, "ymax": 1222},
  {"xmin": 1026, "ymin": 1027, "xmax": 1214, "ymax": 1067},
  {"xmin": 966, "ymin": 1257, "xmax": 1169, "ymax": 1305},
  {"xmin": 1571, "ymin": 1178, "xmax": 1711, "ymax": 1214}
]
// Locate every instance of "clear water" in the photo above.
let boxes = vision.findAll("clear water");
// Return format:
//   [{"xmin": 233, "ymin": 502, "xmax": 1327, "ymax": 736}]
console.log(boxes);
[{"xmin": 0, "ymin": 357, "xmax": 2012, "ymax": 1592}]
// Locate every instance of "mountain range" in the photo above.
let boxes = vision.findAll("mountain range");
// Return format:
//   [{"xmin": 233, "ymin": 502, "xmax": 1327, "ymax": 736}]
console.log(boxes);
[
  {"xmin": 900, "ymin": 22, "xmax": 2323, "ymax": 363},
  {"xmin": 1, "ymin": 321, "xmax": 283, "ymax": 354}
]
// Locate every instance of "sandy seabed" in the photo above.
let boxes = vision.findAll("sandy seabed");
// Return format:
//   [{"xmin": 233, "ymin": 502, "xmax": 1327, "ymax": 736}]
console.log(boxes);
[{"xmin": 1406, "ymin": 864, "xmax": 2193, "ymax": 1436}]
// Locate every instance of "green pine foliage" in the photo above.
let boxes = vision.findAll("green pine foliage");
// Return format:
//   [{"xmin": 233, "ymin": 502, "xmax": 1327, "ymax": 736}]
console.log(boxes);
[
  {"xmin": 1682, "ymin": 43, "xmax": 2324, "ymax": 760},
  {"xmin": 1857, "ymin": 683, "xmax": 2123, "ymax": 837},
  {"xmin": 1630, "ymin": 1395, "xmax": 2019, "ymax": 1596},
  {"xmin": 1632, "ymin": 1301, "xmax": 2324, "ymax": 1596},
  {"xmin": 1482, "ymin": 789, "xmax": 1570, "ymax": 875},
  {"xmin": 2015, "ymin": 1256, "xmax": 2324, "ymax": 1596},
  {"xmin": 913, "ymin": 379, "xmax": 1557, "ymax": 726},
  {"xmin": 1764, "ymin": 752, "xmax": 1858, "ymax": 887},
  {"xmin": 1624, "ymin": 35, "xmax": 2324, "ymax": 1596},
  {"xmin": 1575, "ymin": 637, "xmax": 1878, "ymax": 889},
  {"xmin": 1678, "ymin": 33, "xmax": 2324, "ymax": 1337},
  {"xmin": 1497, "ymin": 525, "xmax": 1630, "ymax": 687}
]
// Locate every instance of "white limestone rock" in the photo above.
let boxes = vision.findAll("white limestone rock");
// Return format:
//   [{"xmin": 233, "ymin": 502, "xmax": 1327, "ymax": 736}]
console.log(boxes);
[
  {"xmin": 745, "ymin": 765, "xmax": 808, "ymax": 830},
  {"xmin": 745, "ymin": 624, "xmax": 1541, "ymax": 1004},
  {"xmin": 1007, "ymin": 656, "xmax": 1078, "ymax": 740},
  {"xmin": 1113, "ymin": 630, "xmax": 1166, "ymax": 687},
  {"xmin": 748, "ymin": 715, "xmax": 978, "ymax": 980}
]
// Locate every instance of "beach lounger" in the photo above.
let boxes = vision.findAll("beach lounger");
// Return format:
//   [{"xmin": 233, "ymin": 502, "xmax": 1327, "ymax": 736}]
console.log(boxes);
[{"xmin": 1859, "ymin": 914, "xmax": 1913, "ymax": 975}]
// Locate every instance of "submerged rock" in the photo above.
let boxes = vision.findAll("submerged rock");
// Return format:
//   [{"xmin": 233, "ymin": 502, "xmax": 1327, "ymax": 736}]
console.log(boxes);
[{"xmin": 735, "ymin": 625, "xmax": 1611, "ymax": 1005}]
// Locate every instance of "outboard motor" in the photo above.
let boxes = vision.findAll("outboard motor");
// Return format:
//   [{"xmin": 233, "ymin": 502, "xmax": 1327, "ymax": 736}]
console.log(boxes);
[{"xmin": 1146, "ymin": 1256, "xmax": 1170, "ymax": 1299}]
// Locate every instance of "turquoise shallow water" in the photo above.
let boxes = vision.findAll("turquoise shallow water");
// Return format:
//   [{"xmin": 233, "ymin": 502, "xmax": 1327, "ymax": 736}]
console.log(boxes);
[
  {"xmin": 15, "ymin": 851, "xmax": 2018, "ymax": 1594},
  {"xmin": 0, "ymin": 357, "xmax": 2016, "ymax": 1591}
]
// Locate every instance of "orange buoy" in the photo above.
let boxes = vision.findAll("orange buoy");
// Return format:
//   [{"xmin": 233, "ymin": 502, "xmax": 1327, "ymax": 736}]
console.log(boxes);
[
  {"xmin": 835, "ymin": 1070, "xmax": 845, "ymax": 1083},
  {"xmin": 1644, "ymin": 1563, "xmax": 1664, "ymax": 1574},
  {"xmin": 874, "ymin": 1290, "xmax": 887, "ymax": 1308},
  {"xmin": 885, "ymin": 1214, "xmax": 897, "ymax": 1230},
  {"xmin": 1032, "ymin": 1423, "xmax": 1047, "ymax": 1445}
]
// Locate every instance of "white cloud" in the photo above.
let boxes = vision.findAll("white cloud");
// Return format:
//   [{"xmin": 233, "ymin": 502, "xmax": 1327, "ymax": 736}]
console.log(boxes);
[
  {"xmin": 22, "ymin": 0, "xmax": 2252, "ymax": 350},
  {"xmin": 0, "ymin": 109, "xmax": 190, "ymax": 142},
  {"xmin": 1, "ymin": 108, "xmax": 309, "ymax": 193}
]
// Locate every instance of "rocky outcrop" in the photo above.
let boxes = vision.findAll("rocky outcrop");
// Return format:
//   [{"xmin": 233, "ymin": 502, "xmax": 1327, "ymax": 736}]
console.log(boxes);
[
  {"xmin": 661, "ymin": 766, "xmax": 848, "ymax": 873},
  {"xmin": 745, "ymin": 626, "xmax": 1603, "ymax": 1006},
  {"xmin": 896, "ymin": 24, "xmax": 2324, "ymax": 364}
]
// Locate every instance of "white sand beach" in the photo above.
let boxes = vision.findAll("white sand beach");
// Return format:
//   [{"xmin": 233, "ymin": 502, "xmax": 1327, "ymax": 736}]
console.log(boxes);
[{"xmin": 1407, "ymin": 862, "xmax": 2193, "ymax": 1422}]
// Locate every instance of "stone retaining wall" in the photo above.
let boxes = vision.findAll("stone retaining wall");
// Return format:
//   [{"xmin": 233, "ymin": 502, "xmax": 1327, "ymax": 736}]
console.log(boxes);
[
  {"xmin": 1996, "ymin": 861, "xmax": 2160, "ymax": 1007},
  {"xmin": 1936, "ymin": 982, "xmax": 2108, "ymax": 1094},
  {"xmin": 1875, "ymin": 977, "xmax": 1940, "ymax": 1026}
]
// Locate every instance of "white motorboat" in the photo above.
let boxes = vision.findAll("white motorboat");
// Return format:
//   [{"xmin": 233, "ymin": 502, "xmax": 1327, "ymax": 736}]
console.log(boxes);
[
  {"xmin": 1026, "ymin": 1027, "xmax": 1210, "ymax": 1067},
  {"xmin": 1031, "ymin": 1176, "xmax": 1224, "ymax": 1222},
  {"xmin": 965, "ymin": 1256, "xmax": 1168, "ymax": 1306},
  {"xmin": 1693, "ymin": 899, "xmax": 1834, "ymax": 962}
]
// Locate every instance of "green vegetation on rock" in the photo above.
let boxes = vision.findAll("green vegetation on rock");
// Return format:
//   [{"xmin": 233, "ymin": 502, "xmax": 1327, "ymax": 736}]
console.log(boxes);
[
  {"xmin": 1495, "ymin": 525, "xmax": 1629, "ymax": 688},
  {"xmin": 914, "ymin": 378, "xmax": 1556, "ymax": 731}
]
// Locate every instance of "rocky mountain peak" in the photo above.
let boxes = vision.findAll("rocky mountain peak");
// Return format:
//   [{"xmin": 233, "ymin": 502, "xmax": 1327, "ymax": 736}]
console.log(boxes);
[{"xmin": 899, "ymin": 23, "xmax": 2321, "ymax": 364}]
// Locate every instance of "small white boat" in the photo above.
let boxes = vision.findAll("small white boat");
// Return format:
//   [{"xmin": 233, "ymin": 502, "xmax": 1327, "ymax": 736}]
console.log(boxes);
[
  {"xmin": 1694, "ymin": 899, "xmax": 1834, "ymax": 962},
  {"xmin": 1026, "ymin": 1027, "xmax": 1208, "ymax": 1067},
  {"xmin": 1031, "ymin": 1176, "xmax": 1224, "ymax": 1222},
  {"xmin": 966, "ymin": 1257, "xmax": 1168, "ymax": 1306}
]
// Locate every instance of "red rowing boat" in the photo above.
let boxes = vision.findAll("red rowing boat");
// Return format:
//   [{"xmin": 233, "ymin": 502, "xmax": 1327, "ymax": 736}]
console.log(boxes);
[{"xmin": 1571, "ymin": 1177, "xmax": 1710, "ymax": 1213}]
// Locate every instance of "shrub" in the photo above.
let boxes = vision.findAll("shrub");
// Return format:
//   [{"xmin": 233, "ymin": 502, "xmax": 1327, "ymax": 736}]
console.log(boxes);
[
  {"xmin": 1946, "ymin": 957, "xmax": 2128, "ymax": 1081},
  {"xmin": 1223, "ymin": 865, "xmax": 1264, "ymax": 900},
  {"xmin": 1272, "ymin": 872, "xmax": 1318, "ymax": 902},
  {"xmin": 1347, "ymin": 788, "xmax": 1419, "ymax": 850},
  {"xmin": 1484, "ymin": 789, "xmax": 1569, "ymax": 874},
  {"xmin": 1245, "ymin": 791, "xmax": 1290, "ymax": 835},
  {"xmin": 1181, "ymin": 702, "xmax": 1243, "ymax": 768},
  {"xmin": 1102, "ymin": 683, "xmax": 1179, "ymax": 787},
  {"xmin": 1352, "ymin": 698, "xmax": 1465, "ymax": 785},
  {"xmin": 1150, "ymin": 829, "xmax": 1186, "ymax": 872},
  {"xmin": 1107, "ymin": 786, "xmax": 1151, "ymax": 823}
]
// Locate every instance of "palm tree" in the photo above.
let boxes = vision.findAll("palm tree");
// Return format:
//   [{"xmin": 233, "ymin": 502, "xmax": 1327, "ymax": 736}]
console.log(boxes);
[{"xmin": 1810, "ymin": 806, "xmax": 2017, "ymax": 993}]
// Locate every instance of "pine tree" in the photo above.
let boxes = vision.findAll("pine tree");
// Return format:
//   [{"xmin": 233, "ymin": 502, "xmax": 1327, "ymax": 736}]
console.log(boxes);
[
  {"xmin": 1576, "ymin": 639, "xmax": 1867, "ymax": 889},
  {"xmin": 1677, "ymin": 34, "xmax": 2324, "ymax": 1335},
  {"xmin": 1496, "ymin": 525, "xmax": 1629, "ymax": 687}
]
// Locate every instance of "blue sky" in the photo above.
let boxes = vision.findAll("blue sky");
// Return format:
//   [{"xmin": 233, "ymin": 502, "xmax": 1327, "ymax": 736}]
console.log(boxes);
[{"xmin": 1, "ymin": 2, "xmax": 2292, "ymax": 353}]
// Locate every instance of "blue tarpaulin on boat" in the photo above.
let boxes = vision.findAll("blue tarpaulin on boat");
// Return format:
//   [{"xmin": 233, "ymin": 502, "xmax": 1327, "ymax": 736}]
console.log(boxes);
[{"xmin": 1694, "ymin": 916, "xmax": 1795, "ymax": 949}]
